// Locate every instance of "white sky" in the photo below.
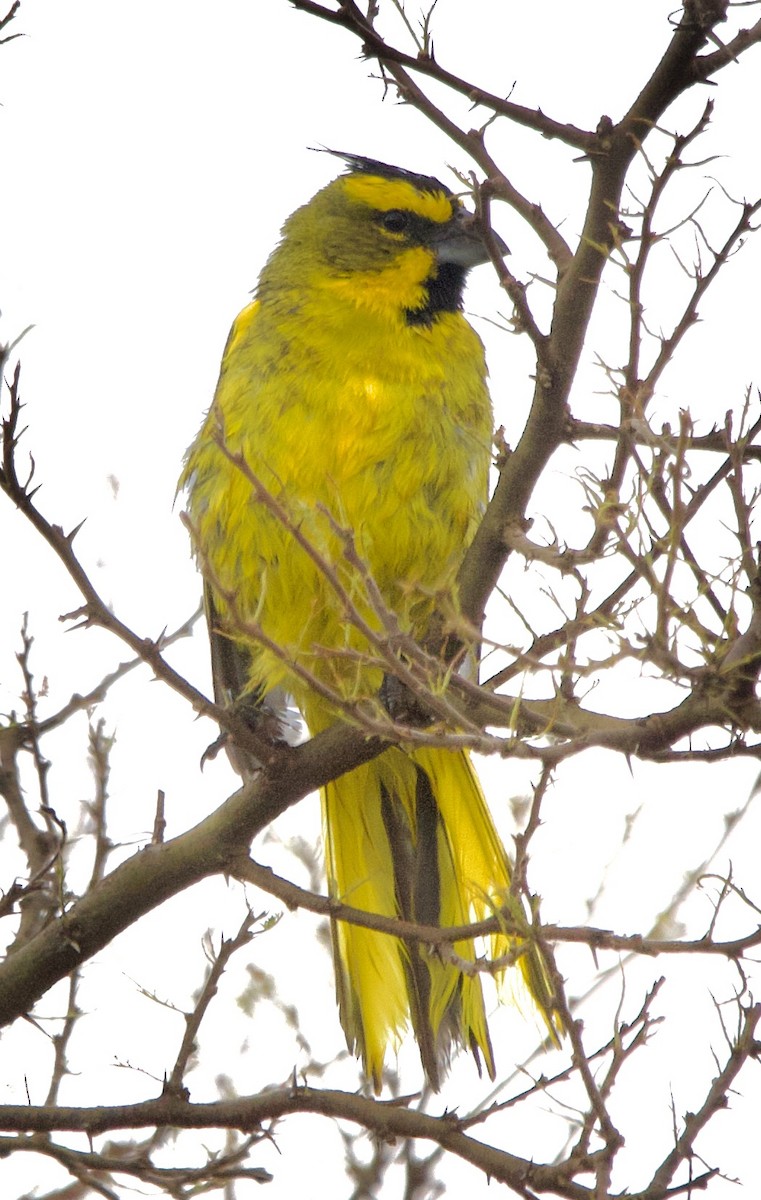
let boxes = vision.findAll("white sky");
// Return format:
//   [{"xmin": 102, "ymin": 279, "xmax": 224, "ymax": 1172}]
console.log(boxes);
[{"xmin": 2, "ymin": 1, "xmax": 761, "ymax": 1196}]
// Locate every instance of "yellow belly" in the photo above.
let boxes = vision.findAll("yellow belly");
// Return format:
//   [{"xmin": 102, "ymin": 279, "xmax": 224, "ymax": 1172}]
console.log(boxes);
[{"xmin": 183, "ymin": 294, "xmax": 492, "ymax": 721}]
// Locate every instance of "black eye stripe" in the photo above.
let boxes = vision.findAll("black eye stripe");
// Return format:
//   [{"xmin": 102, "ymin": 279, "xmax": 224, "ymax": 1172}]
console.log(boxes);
[
  {"xmin": 381, "ymin": 209, "xmax": 410, "ymax": 233},
  {"xmin": 376, "ymin": 209, "xmax": 445, "ymax": 240}
]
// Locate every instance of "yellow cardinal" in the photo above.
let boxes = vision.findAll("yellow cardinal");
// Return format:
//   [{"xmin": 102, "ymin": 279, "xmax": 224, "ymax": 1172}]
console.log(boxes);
[{"xmin": 181, "ymin": 153, "xmax": 559, "ymax": 1090}]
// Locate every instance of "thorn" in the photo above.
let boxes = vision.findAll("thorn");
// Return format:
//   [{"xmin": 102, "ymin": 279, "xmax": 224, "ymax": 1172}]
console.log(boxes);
[{"xmin": 66, "ymin": 517, "xmax": 87, "ymax": 543}]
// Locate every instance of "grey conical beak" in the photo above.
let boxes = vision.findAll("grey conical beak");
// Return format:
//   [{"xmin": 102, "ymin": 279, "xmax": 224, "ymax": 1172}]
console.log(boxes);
[{"xmin": 431, "ymin": 206, "xmax": 508, "ymax": 268}]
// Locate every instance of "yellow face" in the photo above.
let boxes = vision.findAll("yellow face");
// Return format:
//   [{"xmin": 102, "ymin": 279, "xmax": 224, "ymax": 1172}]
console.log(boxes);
[{"xmin": 267, "ymin": 163, "xmax": 490, "ymax": 325}]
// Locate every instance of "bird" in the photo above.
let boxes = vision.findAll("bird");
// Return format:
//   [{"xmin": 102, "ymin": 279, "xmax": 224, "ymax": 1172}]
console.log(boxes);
[{"xmin": 180, "ymin": 152, "xmax": 561, "ymax": 1091}]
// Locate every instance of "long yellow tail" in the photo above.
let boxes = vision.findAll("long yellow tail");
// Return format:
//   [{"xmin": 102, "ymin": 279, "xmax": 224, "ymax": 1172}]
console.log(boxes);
[{"xmin": 322, "ymin": 744, "xmax": 559, "ymax": 1091}]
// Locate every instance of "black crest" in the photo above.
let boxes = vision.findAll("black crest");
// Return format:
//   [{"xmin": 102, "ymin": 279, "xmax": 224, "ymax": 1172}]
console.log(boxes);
[{"xmin": 312, "ymin": 147, "xmax": 450, "ymax": 200}]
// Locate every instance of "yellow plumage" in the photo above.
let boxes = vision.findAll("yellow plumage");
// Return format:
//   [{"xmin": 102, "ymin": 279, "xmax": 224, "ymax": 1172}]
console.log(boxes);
[{"xmin": 181, "ymin": 154, "xmax": 559, "ymax": 1089}]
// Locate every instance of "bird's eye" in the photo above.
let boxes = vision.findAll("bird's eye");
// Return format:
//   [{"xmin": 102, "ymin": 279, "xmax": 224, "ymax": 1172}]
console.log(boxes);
[{"xmin": 381, "ymin": 210, "xmax": 410, "ymax": 234}]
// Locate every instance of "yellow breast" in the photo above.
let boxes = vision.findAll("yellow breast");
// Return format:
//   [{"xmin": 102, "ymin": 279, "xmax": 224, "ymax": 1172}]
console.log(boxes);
[{"xmin": 183, "ymin": 242, "xmax": 492, "ymax": 719}]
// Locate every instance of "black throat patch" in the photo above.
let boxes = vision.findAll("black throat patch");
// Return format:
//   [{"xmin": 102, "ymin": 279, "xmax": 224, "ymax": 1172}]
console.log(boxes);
[{"xmin": 405, "ymin": 262, "xmax": 468, "ymax": 327}]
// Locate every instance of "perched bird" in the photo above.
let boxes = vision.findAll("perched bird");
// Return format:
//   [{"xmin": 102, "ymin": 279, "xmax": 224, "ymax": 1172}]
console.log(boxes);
[{"xmin": 181, "ymin": 153, "xmax": 560, "ymax": 1090}]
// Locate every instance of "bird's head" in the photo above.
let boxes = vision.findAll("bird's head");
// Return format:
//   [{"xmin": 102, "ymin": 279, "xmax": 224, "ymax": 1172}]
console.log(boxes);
[{"xmin": 261, "ymin": 152, "xmax": 507, "ymax": 326}]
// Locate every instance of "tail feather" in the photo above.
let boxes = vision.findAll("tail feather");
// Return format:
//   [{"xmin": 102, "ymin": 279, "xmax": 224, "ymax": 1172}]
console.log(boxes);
[
  {"xmin": 414, "ymin": 746, "xmax": 560, "ymax": 1037},
  {"xmin": 324, "ymin": 756, "xmax": 410, "ymax": 1091},
  {"xmin": 379, "ymin": 776, "xmax": 441, "ymax": 1086},
  {"xmin": 322, "ymin": 744, "xmax": 559, "ymax": 1091}
]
